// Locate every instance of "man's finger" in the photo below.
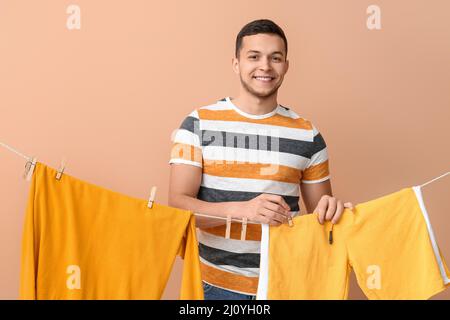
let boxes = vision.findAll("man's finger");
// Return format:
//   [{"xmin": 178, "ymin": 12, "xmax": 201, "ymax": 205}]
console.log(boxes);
[
  {"xmin": 316, "ymin": 205, "xmax": 326, "ymax": 224},
  {"xmin": 315, "ymin": 196, "xmax": 329, "ymax": 224},
  {"xmin": 332, "ymin": 200, "xmax": 344, "ymax": 224},
  {"xmin": 264, "ymin": 194, "xmax": 291, "ymax": 212},
  {"xmin": 260, "ymin": 208, "xmax": 287, "ymax": 224},
  {"xmin": 276, "ymin": 196, "xmax": 291, "ymax": 212},
  {"xmin": 255, "ymin": 209, "xmax": 271, "ymax": 224},
  {"xmin": 325, "ymin": 198, "xmax": 337, "ymax": 221},
  {"xmin": 280, "ymin": 200, "xmax": 291, "ymax": 212},
  {"xmin": 263, "ymin": 201, "xmax": 290, "ymax": 217}
]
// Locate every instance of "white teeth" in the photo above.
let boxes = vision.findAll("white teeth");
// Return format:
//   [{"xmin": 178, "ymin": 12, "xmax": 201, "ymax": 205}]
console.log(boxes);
[{"xmin": 254, "ymin": 76, "xmax": 273, "ymax": 81}]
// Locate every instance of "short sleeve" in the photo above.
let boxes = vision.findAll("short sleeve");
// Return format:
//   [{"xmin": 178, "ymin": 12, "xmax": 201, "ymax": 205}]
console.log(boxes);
[
  {"xmin": 301, "ymin": 125, "xmax": 330, "ymax": 184},
  {"xmin": 169, "ymin": 110, "xmax": 203, "ymax": 168}
]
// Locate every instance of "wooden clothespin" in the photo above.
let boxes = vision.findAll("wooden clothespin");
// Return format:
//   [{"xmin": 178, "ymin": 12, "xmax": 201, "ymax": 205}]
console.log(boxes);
[
  {"xmin": 225, "ymin": 216, "xmax": 232, "ymax": 239},
  {"xmin": 55, "ymin": 158, "xmax": 66, "ymax": 180},
  {"xmin": 147, "ymin": 186, "xmax": 157, "ymax": 209},
  {"xmin": 23, "ymin": 157, "xmax": 37, "ymax": 181},
  {"xmin": 240, "ymin": 217, "xmax": 248, "ymax": 241},
  {"xmin": 288, "ymin": 216, "xmax": 294, "ymax": 227}
]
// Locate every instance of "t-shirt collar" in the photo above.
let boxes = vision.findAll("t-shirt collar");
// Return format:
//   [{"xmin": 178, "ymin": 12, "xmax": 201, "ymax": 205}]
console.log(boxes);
[{"xmin": 225, "ymin": 97, "xmax": 280, "ymax": 120}]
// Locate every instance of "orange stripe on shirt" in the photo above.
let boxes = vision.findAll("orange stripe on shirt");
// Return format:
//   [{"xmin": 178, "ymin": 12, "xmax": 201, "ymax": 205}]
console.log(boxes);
[
  {"xmin": 200, "ymin": 262, "xmax": 259, "ymax": 295},
  {"xmin": 200, "ymin": 223, "xmax": 262, "ymax": 241},
  {"xmin": 302, "ymin": 160, "xmax": 329, "ymax": 181},
  {"xmin": 203, "ymin": 161, "xmax": 302, "ymax": 184},
  {"xmin": 198, "ymin": 109, "xmax": 312, "ymax": 130},
  {"xmin": 171, "ymin": 143, "xmax": 202, "ymax": 164}
]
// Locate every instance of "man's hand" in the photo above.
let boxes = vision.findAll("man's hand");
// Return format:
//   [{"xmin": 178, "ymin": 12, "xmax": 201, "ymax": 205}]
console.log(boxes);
[
  {"xmin": 314, "ymin": 195, "xmax": 354, "ymax": 225},
  {"xmin": 234, "ymin": 194, "xmax": 291, "ymax": 226}
]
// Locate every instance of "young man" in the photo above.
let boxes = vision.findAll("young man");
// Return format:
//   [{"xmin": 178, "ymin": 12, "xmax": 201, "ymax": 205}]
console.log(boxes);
[{"xmin": 168, "ymin": 19, "xmax": 353, "ymax": 300}]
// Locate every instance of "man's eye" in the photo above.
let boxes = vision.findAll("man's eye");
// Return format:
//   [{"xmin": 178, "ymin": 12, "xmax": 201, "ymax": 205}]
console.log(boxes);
[
  {"xmin": 249, "ymin": 56, "xmax": 257, "ymax": 59},
  {"xmin": 273, "ymin": 57, "xmax": 281, "ymax": 61}
]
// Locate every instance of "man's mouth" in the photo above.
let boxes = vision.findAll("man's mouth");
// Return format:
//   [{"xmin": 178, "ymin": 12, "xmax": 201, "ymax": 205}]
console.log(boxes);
[{"xmin": 253, "ymin": 76, "xmax": 275, "ymax": 82}]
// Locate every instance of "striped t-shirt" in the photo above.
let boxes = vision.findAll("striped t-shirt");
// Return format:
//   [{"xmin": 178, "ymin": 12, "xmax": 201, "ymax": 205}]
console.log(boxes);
[{"xmin": 169, "ymin": 97, "xmax": 330, "ymax": 295}]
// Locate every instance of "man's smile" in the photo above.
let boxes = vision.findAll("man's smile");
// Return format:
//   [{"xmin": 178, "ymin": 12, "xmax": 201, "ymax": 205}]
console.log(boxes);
[{"xmin": 253, "ymin": 75, "xmax": 275, "ymax": 83}]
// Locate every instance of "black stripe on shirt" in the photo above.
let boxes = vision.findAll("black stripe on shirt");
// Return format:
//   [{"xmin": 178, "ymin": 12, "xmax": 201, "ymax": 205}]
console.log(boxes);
[
  {"xmin": 198, "ymin": 186, "xmax": 300, "ymax": 212},
  {"xmin": 199, "ymin": 243, "xmax": 260, "ymax": 269}
]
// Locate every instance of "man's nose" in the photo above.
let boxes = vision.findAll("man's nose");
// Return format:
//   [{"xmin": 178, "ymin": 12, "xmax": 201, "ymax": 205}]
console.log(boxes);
[{"xmin": 259, "ymin": 57, "xmax": 272, "ymax": 71}]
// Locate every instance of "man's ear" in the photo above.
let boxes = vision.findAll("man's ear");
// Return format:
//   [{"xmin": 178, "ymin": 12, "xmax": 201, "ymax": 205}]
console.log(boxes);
[
  {"xmin": 232, "ymin": 57, "xmax": 240, "ymax": 75},
  {"xmin": 285, "ymin": 59, "xmax": 289, "ymax": 73}
]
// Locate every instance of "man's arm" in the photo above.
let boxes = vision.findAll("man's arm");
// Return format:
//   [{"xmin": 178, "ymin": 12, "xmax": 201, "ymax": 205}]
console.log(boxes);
[
  {"xmin": 301, "ymin": 179, "xmax": 353, "ymax": 224},
  {"xmin": 168, "ymin": 163, "xmax": 232, "ymax": 228},
  {"xmin": 300, "ymin": 179, "xmax": 333, "ymax": 213}
]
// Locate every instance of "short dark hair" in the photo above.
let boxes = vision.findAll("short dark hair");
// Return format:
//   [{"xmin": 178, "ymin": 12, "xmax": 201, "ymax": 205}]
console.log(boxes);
[{"xmin": 235, "ymin": 19, "xmax": 288, "ymax": 59}]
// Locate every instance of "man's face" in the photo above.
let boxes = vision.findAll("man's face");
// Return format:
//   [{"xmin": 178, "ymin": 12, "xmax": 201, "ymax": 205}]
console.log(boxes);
[{"xmin": 233, "ymin": 33, "xmax": 289, "ymax": 99}]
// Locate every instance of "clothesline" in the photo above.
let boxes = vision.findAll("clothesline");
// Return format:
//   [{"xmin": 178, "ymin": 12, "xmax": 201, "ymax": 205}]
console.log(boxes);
[
  {"xmin": 1, "ymin": 140, "xmax": 448, "ymax": 225},
  {"xmin": 0, "ymin": 141, "xmax": 261, "ymax": 227},
  {"xmin": 0, "ymin": 141, "xmax": 31, "ymax": 161},
  {"xmin": 420, "ymin": 171, "xmax": 450, "ymax": 188}
]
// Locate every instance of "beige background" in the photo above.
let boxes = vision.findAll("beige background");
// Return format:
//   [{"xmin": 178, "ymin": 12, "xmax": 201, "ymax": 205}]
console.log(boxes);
[{"xmin": 1, "ymin": 0, "xmax": 449, "ymax": 299}]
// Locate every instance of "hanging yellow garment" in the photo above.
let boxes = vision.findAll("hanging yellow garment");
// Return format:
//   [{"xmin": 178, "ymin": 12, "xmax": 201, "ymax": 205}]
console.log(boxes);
[
  {"xmin": 258, "ymin": 187, "xmax": 449, "ymax": 299},
  {"xmin": 20, "ymin": 162, "xmax": 204, "ymax": 300}
]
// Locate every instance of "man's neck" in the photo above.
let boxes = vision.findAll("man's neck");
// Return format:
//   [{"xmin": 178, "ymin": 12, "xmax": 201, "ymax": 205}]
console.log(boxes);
[{"xmin": 231, "ymin": 92, "xmax": 278, "ymax": 116}]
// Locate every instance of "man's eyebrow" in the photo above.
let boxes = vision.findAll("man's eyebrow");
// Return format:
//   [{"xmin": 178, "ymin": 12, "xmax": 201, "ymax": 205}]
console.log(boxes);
[
  {"xmin": 272, "ymin": 51, "xmax": 284, "ymax": 56},
  {"xmin": 246, "ymin": 50, "xmax": 284, "ymax": 56}
]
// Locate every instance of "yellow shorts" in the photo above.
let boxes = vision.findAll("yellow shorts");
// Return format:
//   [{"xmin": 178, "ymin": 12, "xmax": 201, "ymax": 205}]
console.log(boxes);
[
  {"xmin": 257, "ymin": 187, "xmax": 450, "ymax": 299},
  {"xmin": 20, "ymin": 162, "xmax": 204, "ymax": 300}
]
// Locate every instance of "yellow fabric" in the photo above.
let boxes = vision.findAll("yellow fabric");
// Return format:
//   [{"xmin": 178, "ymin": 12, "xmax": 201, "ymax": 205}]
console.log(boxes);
[
  {"xmin": 20, "ymin": 162, "xmax": 204, "ymax": 300},
  {"xmin": 268, "ymin": 187, "xmax": 449, "ymax": 299}
]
